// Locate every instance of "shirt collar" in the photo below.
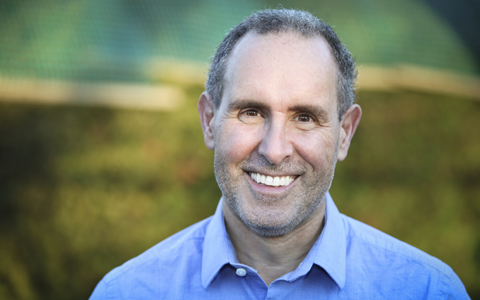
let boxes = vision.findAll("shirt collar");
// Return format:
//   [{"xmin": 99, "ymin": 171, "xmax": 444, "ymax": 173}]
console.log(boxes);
[
  {"xmin": 201, "ymin": 193, "xmax": 346, "ymax": 289},
  {"xmin": 201, "ymin": 198, "xmax": 238, "ymax": 288},
  {"xmin": 311, "ymin": 192, "xmax": 346, "ymax": 288}
]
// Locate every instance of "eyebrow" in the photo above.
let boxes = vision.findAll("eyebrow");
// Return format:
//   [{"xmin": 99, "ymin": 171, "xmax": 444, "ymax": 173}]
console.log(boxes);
[{"xmin": 227, "ymin": 99, "xmax": 269, "ymax": 112}]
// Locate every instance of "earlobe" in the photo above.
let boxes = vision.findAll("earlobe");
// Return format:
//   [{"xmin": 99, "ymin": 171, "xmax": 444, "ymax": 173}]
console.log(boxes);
[
  {"xmin": 337, "ymin": 104, "xmax": 362, "ymax": 161},
  {"xmin": 197, "ymin": 92, "xmax": 216, "ymax": 150}
]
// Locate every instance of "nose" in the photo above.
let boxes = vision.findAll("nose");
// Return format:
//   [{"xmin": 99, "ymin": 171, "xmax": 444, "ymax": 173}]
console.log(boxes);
[{"xmin": 258, "ymin": 118, "xmax": 293, "ymax": 165}]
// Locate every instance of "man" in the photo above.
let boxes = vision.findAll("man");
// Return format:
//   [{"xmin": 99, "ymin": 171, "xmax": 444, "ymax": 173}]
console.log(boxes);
[{"xmin": 90, "ymin": 9, "xmax": 469, "ymax": 299}]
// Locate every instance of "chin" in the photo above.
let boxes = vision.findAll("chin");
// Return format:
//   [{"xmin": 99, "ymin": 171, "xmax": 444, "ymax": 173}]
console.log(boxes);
[
  {"xmin": 246, "ymin": 221, "xmax": 298, "ymax": 237},
  {"xmin": 232, "ymin": 201, "xmax": 310, "ymax": 237}
]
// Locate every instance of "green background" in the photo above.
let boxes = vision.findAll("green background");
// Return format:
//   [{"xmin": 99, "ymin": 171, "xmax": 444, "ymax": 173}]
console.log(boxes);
[
  {"xmin": 0, "ymin": 0, "xmax": 479, "ymax": 299},
  {"xmin": 1, "ymin": 89, "xmax": 479, "ymax": 299}
]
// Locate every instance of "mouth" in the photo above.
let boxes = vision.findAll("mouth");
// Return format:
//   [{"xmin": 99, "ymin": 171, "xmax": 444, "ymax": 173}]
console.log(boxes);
[{"xmin": 248, "ymin": 172, "xmax": 297, "ymax": 187}]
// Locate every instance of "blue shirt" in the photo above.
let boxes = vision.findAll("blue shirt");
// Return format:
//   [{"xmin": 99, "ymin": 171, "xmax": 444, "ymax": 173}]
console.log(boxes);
[{"xmin": 90, "ymin": 193, "xmax": 470, "ymax": 299}]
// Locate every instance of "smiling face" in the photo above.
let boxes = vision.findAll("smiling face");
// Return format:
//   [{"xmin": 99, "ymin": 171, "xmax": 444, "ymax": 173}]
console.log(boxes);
[{"xmin": 198, "ymin": 31, "xmax": 361, "ymax": 236}]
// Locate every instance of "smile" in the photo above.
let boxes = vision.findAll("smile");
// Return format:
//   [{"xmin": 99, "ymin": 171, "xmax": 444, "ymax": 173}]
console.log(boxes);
[{"xmin": 249, "ymin": 172, "xmax": 296, "ymax": 187}]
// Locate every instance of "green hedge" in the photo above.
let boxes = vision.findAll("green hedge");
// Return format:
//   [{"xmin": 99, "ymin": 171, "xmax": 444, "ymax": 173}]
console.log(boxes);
[{"xmin": 0, "ymin": 88, "xmax": 478, "ymax": 299}]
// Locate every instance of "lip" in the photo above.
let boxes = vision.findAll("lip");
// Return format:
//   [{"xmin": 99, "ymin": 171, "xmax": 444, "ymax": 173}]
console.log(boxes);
[
  {"xmin": 242, "ymin": 167, "xmax": 301, "ymax": 178},
  {"xmin": 244, "ymin": 171, "xmax": 299, "ymax": 194}
]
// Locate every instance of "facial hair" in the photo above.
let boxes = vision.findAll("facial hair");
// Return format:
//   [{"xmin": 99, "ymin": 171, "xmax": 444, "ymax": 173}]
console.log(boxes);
[{"xmin": 214, "ymin": 143, "xmax": 338, "ymax": 237}]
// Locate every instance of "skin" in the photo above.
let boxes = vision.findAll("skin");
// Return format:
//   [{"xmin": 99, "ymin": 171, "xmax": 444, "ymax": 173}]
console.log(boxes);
[{"xmin": 198, "ymin": 31, "xmax": 362, "ymax": 286}]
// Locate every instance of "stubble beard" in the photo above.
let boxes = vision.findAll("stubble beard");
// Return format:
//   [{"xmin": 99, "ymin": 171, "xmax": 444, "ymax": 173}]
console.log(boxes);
[{"xmin": 214, "ymin": 147, "xmax": 338, "ymax": 237}]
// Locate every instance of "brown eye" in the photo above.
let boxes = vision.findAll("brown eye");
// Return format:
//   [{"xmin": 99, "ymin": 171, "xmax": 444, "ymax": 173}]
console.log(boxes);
[
  {"xmin": 296, "ymin": 115, "xmax": 312, "ymax": 122},
  {"xmin": 239, "ymin": 109, "xmax": 264, "ymax": 123},
  {"xmin": 244, "ymin": 110, "xmax": 259, "ymax": 117}
]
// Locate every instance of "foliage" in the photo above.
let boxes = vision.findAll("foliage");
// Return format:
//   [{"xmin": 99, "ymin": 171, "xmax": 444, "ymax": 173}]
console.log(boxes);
[{"xmin": 0, "ymin": 89, "xmax": 479, "ymax": 299}]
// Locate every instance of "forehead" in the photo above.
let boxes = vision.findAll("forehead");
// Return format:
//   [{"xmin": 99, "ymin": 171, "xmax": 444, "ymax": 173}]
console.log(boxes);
[{"xmin": 222, "ymin": 31, "xmax": 338, "ymax": 110}]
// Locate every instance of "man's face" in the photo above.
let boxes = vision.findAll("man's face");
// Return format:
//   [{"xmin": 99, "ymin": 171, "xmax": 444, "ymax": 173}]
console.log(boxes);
[{"xmin": 201, "ymin": 32, "xmax": 353, "ymax": 236}]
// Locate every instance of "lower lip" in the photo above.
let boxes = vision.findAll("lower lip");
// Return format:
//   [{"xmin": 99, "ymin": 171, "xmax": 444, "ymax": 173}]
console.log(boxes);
[{"xmin": 245, "ymin": 172, "xmax": 298, "ymax": 194}]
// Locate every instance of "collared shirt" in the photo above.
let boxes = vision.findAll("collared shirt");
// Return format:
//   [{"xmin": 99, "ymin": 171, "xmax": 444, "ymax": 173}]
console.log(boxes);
[{"xmin": 90, "ymin": 193, "xmax": 470, "ymax": 299}]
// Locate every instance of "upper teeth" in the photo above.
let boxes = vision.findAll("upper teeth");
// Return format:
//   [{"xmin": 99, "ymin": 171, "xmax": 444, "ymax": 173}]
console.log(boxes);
[{"xmin": 250, "ymin": 172, "xmax": 295, "ymax": 187}]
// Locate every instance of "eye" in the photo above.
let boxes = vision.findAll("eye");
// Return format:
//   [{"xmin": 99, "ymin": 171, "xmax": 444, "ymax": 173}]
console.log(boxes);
[
  {"xmin": 295, "ymin": 114, "xmax": 313, "ymax": 122},
  {"xmin": 238, "ymin": 109, "xmax": 264, "ymax": 123},
  {"xmin": 243, "ymin": 109, "xmax": 260, "ymax": 117}
]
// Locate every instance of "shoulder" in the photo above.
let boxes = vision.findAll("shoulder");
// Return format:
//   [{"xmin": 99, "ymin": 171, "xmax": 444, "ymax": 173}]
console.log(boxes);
[
  {"xmin": 342, "ymin": 214, "xmax": 451, "ymax": 274},
  {"xmin": 110, "ymin": 216, "xmax": 211, "ymax": 279},
  {"xmin": 90, "ymin": 217, "xmax": 212, "ymax": 299},
  {"xmin": 341, "ymin": 214, "xmax": 469, "ymax": 299}
]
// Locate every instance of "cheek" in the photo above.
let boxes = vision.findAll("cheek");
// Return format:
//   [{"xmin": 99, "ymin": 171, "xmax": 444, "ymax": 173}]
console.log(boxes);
[
  {"xmin": 291, "ymin": 130, "xmax": 338, "ymax": 170},
  {"xmin": 216, "ymin": 123, "xmax": 262, "ymax": 163}
]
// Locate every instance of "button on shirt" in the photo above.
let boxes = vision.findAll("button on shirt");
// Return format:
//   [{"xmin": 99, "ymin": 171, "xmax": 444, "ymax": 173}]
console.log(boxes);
[{"xmin": 90, "ymin": 193, "xmax": 470, "ymax": 299}]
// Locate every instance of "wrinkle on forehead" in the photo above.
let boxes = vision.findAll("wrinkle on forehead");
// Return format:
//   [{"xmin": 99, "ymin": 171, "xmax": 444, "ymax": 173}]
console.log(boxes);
[{"xmin": 222, "ymin": 31, "xmax": 338, "ymax": 115}]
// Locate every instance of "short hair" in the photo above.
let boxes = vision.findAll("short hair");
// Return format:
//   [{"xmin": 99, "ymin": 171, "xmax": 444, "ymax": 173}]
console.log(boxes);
[{"xmin": 206, "ymin": 9, "xmax": 357, "ymax": 118}]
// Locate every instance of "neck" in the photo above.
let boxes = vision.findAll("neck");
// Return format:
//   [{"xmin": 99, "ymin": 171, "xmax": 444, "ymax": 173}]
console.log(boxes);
[{"xmin": 222, "ymin": 199, "xmax": 326, "ymax": 286}]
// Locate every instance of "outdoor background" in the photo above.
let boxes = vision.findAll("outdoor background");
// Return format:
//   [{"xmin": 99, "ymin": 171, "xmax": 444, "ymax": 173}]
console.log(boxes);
[{"xmin": 0, "ymin": 0, "xmax": 479, "ymax": 299}]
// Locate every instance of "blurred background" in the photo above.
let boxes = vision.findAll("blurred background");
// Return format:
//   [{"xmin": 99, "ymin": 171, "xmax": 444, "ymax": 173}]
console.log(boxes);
[{"xmin": 0, "ymin": 0, "xmax": 479, "ymax": 299}]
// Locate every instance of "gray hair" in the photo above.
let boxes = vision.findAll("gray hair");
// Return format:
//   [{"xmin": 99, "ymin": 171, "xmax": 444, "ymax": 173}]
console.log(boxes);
[{"xmin": 206, "ymin": 9, "xmax": 357, "ymax": 118}]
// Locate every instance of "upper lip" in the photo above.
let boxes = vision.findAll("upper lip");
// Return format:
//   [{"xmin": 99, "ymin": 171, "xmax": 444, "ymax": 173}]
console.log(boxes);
[{"xmin": 244, "ymin": 170, "xmax": 300, "ymax": 177}]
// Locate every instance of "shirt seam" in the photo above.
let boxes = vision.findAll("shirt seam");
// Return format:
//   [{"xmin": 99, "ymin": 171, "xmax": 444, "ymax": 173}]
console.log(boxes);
[
  {"xmin": 441, "ymin": 268, "xmax": 458, "ymax": 300},
  {"xmin": 104, "ymin": 276, "xmax": 117, "ymax": 300}
]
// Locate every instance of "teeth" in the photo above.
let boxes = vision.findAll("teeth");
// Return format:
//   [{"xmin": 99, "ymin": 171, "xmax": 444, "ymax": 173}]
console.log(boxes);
[
  {"xmin": 273, "ymin": 177, "xmax": 279, "ymax": 186},
  {"xmin": 249, "ymin": 172, "xmax": 295, "ymax": 187},
  {"xmin": 265, "ymin": 176, "xmax": 273, "ymax": 185}
]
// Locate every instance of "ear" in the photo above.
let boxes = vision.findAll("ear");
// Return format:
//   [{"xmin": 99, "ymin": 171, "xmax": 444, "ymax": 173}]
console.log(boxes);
[
  {"xmin": 337, "ymin": 104, "xmax": 362, "ymax": 161},
  {"xmin": 197, "ymin": 92, "xmax": 216, "ymax": 150}
]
